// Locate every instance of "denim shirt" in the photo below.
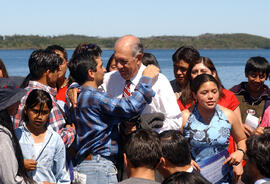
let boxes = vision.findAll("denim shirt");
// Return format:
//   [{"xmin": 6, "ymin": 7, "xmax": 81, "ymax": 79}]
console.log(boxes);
[{"xmin": 15, "ymin": 124, "xmax": 70, "ymax": 184}]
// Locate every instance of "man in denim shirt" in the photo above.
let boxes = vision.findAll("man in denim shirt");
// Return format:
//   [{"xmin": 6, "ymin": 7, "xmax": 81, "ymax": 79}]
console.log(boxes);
[{"xmin": 67, "ymin": 52, "xmax": 159, "ymax": 184}]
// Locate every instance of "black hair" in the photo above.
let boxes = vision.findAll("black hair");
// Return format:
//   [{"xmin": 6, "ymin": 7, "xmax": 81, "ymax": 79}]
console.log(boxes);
[
  {"xmin": 106, "ymin": 53, "xmax": 115, "ymax": 72},
  {"xmin": 191, "ymin": 74, "xmax": 221, "ymax": 95},
  {"xmin": 124, "ymin": 129, "xmax": 162, "ymax": 169},
  {"xmin": 24, "ymin": 89, "xmax": 52, "ymax": 123},
  {"xmin": 172, "ymin": 46, "xmax": 200, "ymax": 64},
  {"xmin": 69, "ymin": 52, "xmax": 97, "ymax": 85},
  {"xmin": 28, "ymin": 49, "xmax": 61, "ymax": 81},
  {"xmin": 20, "ymin": 74, "xmax": 32, "ymax": 88},
  {"xmin": 142, "ymin": 53, "xmax": 160, "ymax": 68},
  {"xmin": 71, "ymin": 43, "xmax": 102, "ymax": 59},
  {"xmin": 159, "ymin": 130, "xmax": 191, "ymax": 166},
  {"xmin": 162, "ymin": 172, "xmax": 211, "ymax": 184},
  {"xmin": 0, "ymin": 109, "xmax": 33, "ymax": 183},
  {"xmin": 46, "ymin": 44, "xmax": 68, "ymax": 62},
  {"xmin": 245, "ymin": 56, "xmax": 269, "ymax": 79},
  {"xmin": 246, "ymin": 133, "xmax": 270, "ymax": 178},
  {"xmin": 0, "ymin": 58, "xmax": 9, "ymax": 78}
]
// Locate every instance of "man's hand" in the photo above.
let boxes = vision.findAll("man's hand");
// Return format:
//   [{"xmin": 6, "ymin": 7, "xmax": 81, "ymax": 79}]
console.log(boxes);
[
  {"xmin": 68, "ymin": 88, "xmax": 81, "ymax": 108},
  {"xmin": 24, "ymin": 159, "xmax": 37, "ymax": 171},
  {"xmin": 142, "ymin": 65, "xmax": 160, "ymax": 79}
]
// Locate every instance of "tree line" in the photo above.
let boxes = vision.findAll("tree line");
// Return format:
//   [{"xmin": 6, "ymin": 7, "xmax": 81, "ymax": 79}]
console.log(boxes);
[{"xmin": 1, "ymin": 33, "xmax": 270, "ymax": 49}]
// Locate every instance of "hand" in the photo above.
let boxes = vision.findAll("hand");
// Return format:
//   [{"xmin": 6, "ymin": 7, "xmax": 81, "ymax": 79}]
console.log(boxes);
[
  {"xmin": 254, "ymin": 126, "xmax": 264, "ymax": 136},
  {"xmin": 223, "ymin": 150, "xmax": 244, "ymax": 166},
  {"xmin": 24, "ymin": 159, "xmax": 37, "ymax": 171},
  {"xmin": 68, "ymin": 88, "xmax": 81, "ymax": 108},
  {"xmin": 191, "ymin": 160, "xmax": 200, "ymax": 172},
  {"xmin": 142, "ymin": 65, "xmax": 160, "ymax": 79},
  {"xmin": 243, "ymin": 124, "xmax": 253, "ymax": 137},
  {"xmin": 233, "ymin": 163, "xmax": 243, "ymax": 183}
]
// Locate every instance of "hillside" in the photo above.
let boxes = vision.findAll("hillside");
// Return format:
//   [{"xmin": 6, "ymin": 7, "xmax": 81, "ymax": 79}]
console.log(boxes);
[{"xmin": 0, "ymin": 33, "xmax": 270, "ymax": 49}]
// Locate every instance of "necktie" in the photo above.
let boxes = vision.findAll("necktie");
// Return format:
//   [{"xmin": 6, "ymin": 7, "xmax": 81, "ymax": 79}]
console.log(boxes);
[{"xmin": 122, "ymin": 80, "xmax": 132, "ymax": 97}]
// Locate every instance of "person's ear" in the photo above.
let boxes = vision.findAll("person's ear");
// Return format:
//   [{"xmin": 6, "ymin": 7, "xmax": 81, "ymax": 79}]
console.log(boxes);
[
  {"xmin": 245, "ymin": 72, "xmax": 248, "ymax": 78},
  {"xmin": 212, "ymin": 71, "xmax": 217, "ymax": 79},
  {"xmin": 135, "ymin": 53, "xmax": 143, "ymax": 63},
  {"xmin": 88, "ymin": 69, "xmax": 95, "ymax": 81},
  {"xmin": 158, "ymin": 157, "xmax": 166, "ymax": 168},
  {"xmin": 123, "ymin": 153, "xmax": 128, "ymax": 168}
]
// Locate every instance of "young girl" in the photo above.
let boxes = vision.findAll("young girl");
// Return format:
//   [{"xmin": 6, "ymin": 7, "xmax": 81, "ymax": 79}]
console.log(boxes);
[{"xmin": 15, "ymin": 89, "xmax": 70, "ymax": 183}]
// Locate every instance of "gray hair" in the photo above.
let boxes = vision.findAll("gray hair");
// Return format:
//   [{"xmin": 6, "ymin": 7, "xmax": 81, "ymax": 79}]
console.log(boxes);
[{"xmin": 131, "ymin": 42, "xmax": 144, "ymax": 57}]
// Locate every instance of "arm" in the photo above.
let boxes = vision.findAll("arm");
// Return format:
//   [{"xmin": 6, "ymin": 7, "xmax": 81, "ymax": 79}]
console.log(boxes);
[
  {"xmin": 0, "ymin": 132, "xmax": 28, "ymax": 184},
  {"xmin": 151, "ymin": 74, "xmax": 182, "ymax": 133},
  {"xmin": 49, "ymin": 105, "xmax": 75, "ymax": 147},
  {"xmin": 53, "ymin": 137, "xmax": 70, "ymax": 184},
  {"xmin": 180, "ymin": 109, "xmax": 191, "ymax": 134},
  {"xmin": 222, "ymin": 107, "xmax": 246, "ymax": 166},
  {"xmin": 95, "ymin": 76, "xmax": 155, "ymax": 120}
]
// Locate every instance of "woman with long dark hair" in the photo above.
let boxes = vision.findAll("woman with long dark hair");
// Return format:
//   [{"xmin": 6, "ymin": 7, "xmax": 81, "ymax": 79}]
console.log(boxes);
[
  {"xmin": 0, "ymin": 78, "xmax": 34, "ymax": 183},
  {"xmin": 181, "ymin": 74, "xmax": 246, "ymax": 184}
]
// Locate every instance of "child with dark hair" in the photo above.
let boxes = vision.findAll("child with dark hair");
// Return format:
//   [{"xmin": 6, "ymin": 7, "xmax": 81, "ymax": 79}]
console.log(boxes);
[
  {"xmin": 15, "ymin": 89, "xmax": 70, "ymax": 183},
  {"xmin": 119, "ymin": 129, "xmax": 162, "ymax": 184},
  {"xmin": 242, "ymin": 133, "xmax": 270, "ymax": 184},
  {"xmin": 230, "ymin": 56, "xmax": 270, "ymax": 136}
]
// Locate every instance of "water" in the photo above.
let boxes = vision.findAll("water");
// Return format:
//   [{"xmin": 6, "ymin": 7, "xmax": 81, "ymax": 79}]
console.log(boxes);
[{"xmin": 1, "ymin": 49, "xmax": 270, "ymax": 89}]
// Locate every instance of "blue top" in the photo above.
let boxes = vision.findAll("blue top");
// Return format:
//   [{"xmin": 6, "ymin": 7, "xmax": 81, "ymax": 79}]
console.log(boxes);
[
  {"xmin": 67, "ymin": 76, "xmax": 155, "ymax": 166},
  {"xmin": 184, "ymin": 104, "xmax": 232, "ymax": 184},
  {"xmin": 15, "ymin": 124, "xmax": 70, "ymax": 184},
  {"xmin": 184, "ymin": 104, "xmax": 231, "ymax": 162}
]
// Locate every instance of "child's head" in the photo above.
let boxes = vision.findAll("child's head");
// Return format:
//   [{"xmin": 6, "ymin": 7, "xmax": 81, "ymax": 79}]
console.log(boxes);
[
  {"xmin": 245, "ymin": 56, "xmax": 269, "ymax": 77},
  {"xmin": 24, "ymin": 89, "xmax": 52, "ymax": 128},
  {"xmin": 245, "ymin": 56, "xmax": 269, "ymax": 93}
]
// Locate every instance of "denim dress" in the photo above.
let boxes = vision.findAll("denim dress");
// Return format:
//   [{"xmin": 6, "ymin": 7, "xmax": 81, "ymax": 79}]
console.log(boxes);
[{"xmin": 184, "ymin": 105, "xmax": 233, "ymax": 184}]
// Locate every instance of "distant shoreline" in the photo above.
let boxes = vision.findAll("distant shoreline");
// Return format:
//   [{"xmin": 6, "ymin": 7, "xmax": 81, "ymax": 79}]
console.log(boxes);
[{"xmin": 1, "ymin": 33, "xmax": 270, "ymax": 50}]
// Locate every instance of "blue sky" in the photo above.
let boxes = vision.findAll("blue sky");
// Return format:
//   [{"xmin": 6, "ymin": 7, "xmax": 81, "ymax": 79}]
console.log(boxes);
[{"xmin": 1, "ymin": 0, "xmax": 269, "ymax": 38}]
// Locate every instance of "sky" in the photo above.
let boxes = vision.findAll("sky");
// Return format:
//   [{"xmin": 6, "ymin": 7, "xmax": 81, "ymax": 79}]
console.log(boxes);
[{"xmin": 1, "ymin": 0, "xmax": 270, "ymax": 38}]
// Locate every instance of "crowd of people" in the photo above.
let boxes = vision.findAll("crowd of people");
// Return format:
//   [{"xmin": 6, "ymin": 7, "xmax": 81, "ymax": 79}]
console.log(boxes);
[{"xmin": 0, "ymin": 35, "xmax": 269, "ymax": 184}]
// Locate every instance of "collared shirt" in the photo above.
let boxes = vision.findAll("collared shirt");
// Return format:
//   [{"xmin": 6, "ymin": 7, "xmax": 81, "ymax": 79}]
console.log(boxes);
[
  {"xmin": 67, "ymin": 77, "xmax": 154, "ymax": 166},
  {"xmin": 15, "ymin": 124, "xmax": 70, "ymax": 183},
  {"xmin": 102, "ymin": 64, "xmax": 182, "ymax": 133},
  {"xmin": 254, "ymin": 178, "xmax": 270, "ymax": 184},
  {"xmin": 13, "ymin": 81, "xmax": 75, "ymax": 147}
]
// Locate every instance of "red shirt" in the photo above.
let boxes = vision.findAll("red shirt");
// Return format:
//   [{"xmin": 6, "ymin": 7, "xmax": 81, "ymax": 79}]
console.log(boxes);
[{"xmin": 177, "ymin": 88, "xmax": 239, "ymax": 111}]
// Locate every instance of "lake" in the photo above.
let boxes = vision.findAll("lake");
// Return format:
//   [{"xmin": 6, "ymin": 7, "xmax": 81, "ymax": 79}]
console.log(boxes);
[{"xmin": 0, "ymin": 49, "xmax": 270, "ymax": 89}]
